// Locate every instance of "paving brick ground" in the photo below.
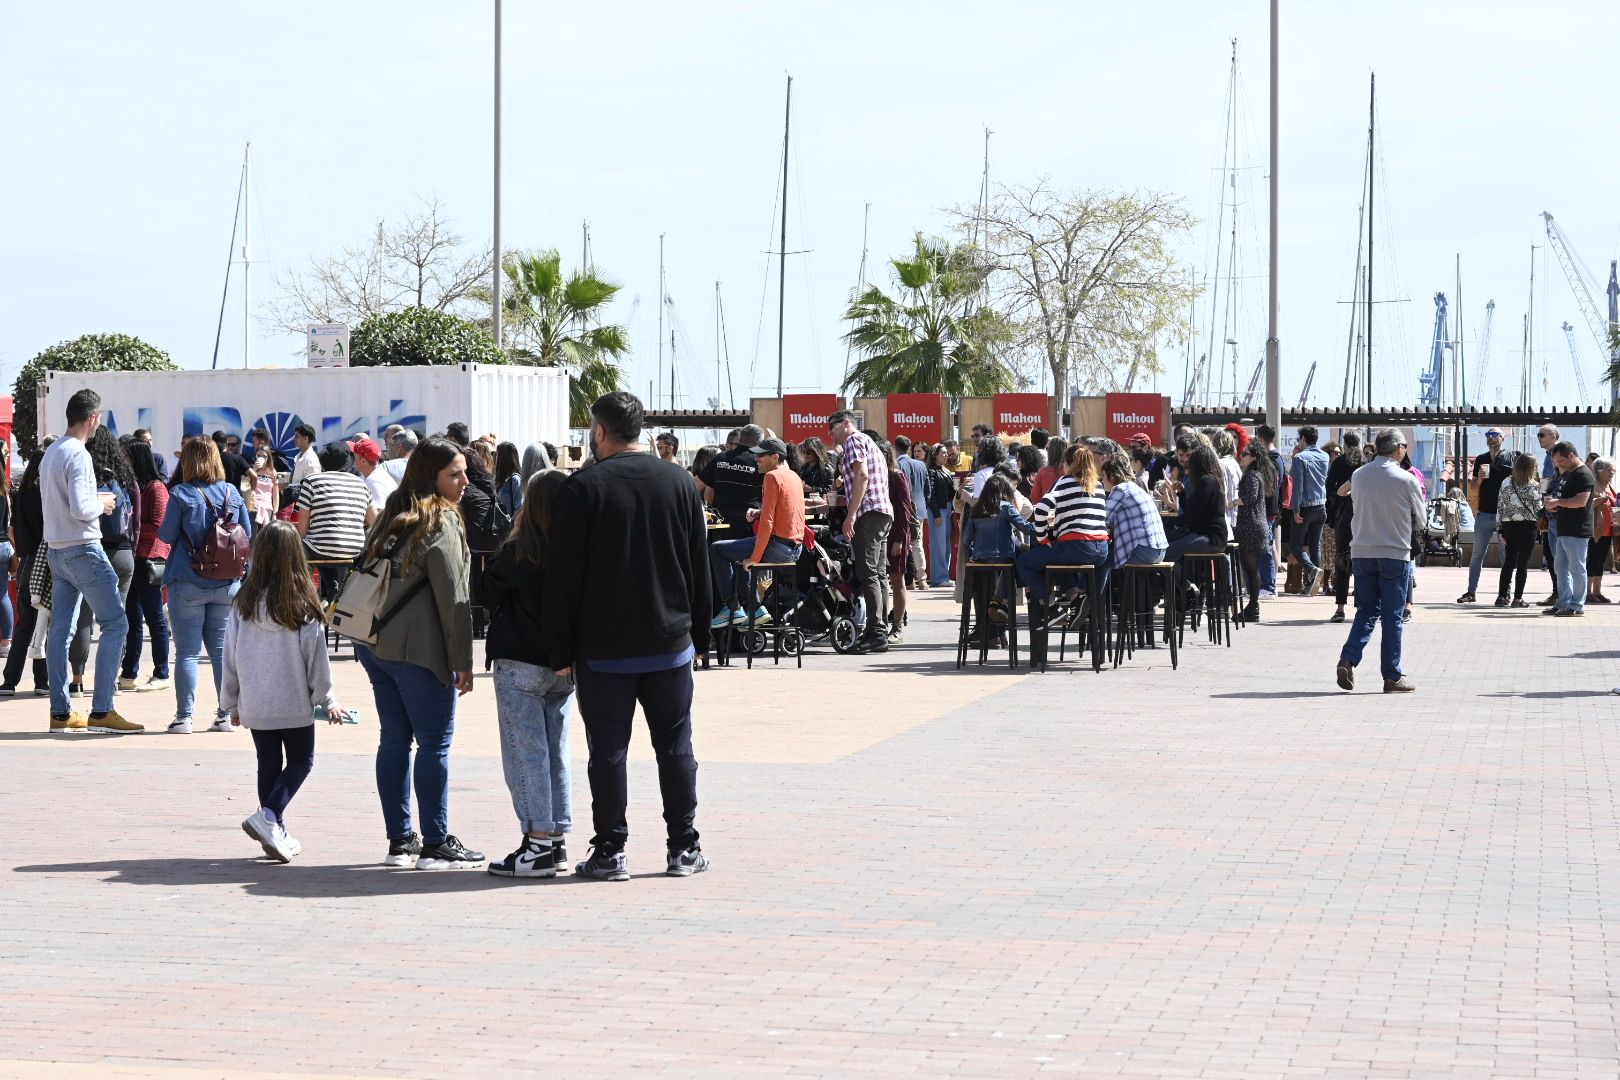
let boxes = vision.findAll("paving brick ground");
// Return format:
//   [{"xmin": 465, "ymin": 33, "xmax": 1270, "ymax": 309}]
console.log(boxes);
[{"xmin": 1, "ymin": 564, "xmax": 1617, "ymax": 1078}]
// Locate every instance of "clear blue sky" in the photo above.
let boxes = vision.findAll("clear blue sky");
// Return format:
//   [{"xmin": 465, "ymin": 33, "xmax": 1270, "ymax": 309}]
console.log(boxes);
[{"xmin": 4, "ymin": 1, "xmax": 1617, "ymax": 413}]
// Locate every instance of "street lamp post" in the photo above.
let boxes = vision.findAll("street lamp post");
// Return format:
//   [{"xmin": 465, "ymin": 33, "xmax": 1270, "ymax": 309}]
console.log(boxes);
[
  {"xmin": 1264, "ymin": 0, "xmax": 1281, "ymax": 435},
  {"xmin": 492, "ymin": 0, "xmax": 503, "ymax": 352}
]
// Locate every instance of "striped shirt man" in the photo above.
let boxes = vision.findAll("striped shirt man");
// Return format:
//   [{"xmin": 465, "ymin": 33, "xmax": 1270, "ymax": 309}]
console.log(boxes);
[
  {"xmin": 1031, "ymin": 476, "xmax": 1108, "ymax": 543},
  {"xmin": 296, "ymin": 471, "xmax": 372, "ymax": 560}
]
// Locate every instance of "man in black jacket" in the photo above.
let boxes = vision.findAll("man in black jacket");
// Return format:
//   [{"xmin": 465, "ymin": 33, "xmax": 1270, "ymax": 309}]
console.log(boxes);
[{"xmin": 543, "ymin": 391, "xmax": 712, "ymax": 881}]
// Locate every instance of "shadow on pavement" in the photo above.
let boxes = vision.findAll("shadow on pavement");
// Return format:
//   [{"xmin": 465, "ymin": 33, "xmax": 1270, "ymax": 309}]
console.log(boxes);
[
  {"xmin": 1210, "ymin": 691, "xmax": 1344, "ymax": 699},
  {"xmin": 1553, "ymin": 650, "xmax": 1620, "ymax": 660},
  {"xmin": 1479, "ymin": 690, "xmax": 1615, "ymax": 699},
  {"xmin": 11, "ymin": 857, "xmax": 618, "ymax": 897}
]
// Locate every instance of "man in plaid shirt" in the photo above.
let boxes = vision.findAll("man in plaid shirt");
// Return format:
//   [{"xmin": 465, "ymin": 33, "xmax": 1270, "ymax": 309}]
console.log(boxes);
[
  {"xmin": 828, "ymin": 411, "xmax": 894, "ymax": 653},
  {"xmin": 1102, "ymin": 457, "xmax": 1167, "ymax": 567}
]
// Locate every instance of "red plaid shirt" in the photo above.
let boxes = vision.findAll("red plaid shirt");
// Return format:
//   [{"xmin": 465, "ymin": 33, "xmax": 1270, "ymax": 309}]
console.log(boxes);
[{"xmin": 842, "ymin": 430, "xmax": 892, "ymax": 520}]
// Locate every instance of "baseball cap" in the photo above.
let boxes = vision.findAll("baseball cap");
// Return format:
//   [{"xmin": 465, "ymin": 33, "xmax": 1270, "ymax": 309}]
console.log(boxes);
[
  {"xmin": 1130, "ymin": 432, "xmax": 1152, "ymax": 446},
  {"xmin": 349, "ymin": 436, "xmax": 382, "ymax": 464},
  {"xmin": 749, "ymin": 438, "xmax": 789, "ymax": 458}
]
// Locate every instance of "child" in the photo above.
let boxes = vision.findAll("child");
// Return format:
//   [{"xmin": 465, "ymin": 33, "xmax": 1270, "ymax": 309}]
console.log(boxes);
[
  {"xmin": 965, "ymin": 472, "xmax": 1034, "ymax": 643},
  {"xmin": 221, "ymin": 521, "xmax": 344, "ymax": 863},
  {"xmin": 478, "ymin": 470, "xmax": 574, "ymax": 878}
]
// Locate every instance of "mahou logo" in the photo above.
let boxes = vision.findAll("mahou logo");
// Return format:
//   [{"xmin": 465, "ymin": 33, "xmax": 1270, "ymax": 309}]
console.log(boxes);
[
  {"xmin": 998, "ymin": 411, "xmax": 1043, "ymax": 426},
  {"xmin": 892, "ymin": 412, "xmax": 935, "ymax": 425},
  {"xmin": 789, "ymin": 412, "xmax": 828, "ymax": 425},
  {"xmin": 1111, "ymin": 411, "xmax": 1155, "ymax": 424}
]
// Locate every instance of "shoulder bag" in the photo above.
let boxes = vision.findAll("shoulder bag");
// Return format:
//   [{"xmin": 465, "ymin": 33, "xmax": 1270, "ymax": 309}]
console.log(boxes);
[{"xmin": 329, "ymin": 539, "xmax": 430, "ymax": 646}]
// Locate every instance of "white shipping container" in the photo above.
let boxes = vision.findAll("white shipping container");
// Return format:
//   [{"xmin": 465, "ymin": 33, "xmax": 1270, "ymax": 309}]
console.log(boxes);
[{"xmin": 36, "ymin": 364, "xmax": 569, "ymax": 458}]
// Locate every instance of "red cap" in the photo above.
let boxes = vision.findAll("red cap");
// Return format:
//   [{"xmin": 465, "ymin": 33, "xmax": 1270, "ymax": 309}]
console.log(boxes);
[
  {"xmin": 1130, "ymin": 432, "xmax": 1152, "ymax": 446},
  {"xmin": 350, "ymin": 437, "xmax": 381, "ymax": 464}
]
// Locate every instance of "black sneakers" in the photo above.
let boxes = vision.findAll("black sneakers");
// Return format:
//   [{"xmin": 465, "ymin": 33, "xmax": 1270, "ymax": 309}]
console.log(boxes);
[
  {"xmin": 667, "ymin": 845, "xmax": 710, "ymax": 877},
  {"xmin": 853, "ymin": 633, "xmax": 889, "ymax": 654},
  {"xmin": 488, "ymin": 835, "xmax": 556, "ymax": 879},
  {"xmin": 574, "ymin": 844, "xmax": 630, "ymax": 881},
  {"xmin": 553, "ymin": 839, "xmax": 568, "ymax": 867},
  {"xmin": 417, "ymin": 835, "xmax": 486, "ymax": 871},
  {"xmin": 384, "ymin": 833, "xmax": 423, "ymax": 868}
]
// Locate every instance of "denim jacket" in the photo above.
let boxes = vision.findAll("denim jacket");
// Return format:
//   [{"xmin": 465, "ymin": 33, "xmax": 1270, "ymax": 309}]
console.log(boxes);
[{"xmin": 966, "ymin": 501, "xmax": 1035, "ymax": 561}]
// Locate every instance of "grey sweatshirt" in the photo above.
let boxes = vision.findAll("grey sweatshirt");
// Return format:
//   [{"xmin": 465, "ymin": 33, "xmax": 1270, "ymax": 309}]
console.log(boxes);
[
  {"xmin": 40, "ymin": 435, "xmax": 103, "ymax": 548},
  {"xmin": 220, "ymin": 605, "xmax": 338, "ymax": 730},
  {"xmin": 1345, "ymin": 456, "xmax": 1426, "ymax": 561}
]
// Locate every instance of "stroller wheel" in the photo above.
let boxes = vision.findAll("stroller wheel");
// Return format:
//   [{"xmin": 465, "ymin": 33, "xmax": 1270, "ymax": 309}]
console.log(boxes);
[
  {"xmin": 780, "ymin": 628, "xmax": 805, "ymax": 656},
  {"xmin": 739, "ymin": 629, "xmax": 769, "ymax": 656},
  {"xmin": 830, "ymin": 615, "xmax": 860, "ymax": 654}
]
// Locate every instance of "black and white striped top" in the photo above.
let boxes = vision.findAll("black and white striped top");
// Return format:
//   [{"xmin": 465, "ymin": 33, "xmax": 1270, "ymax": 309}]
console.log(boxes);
[
  {"xmin": 296, "ymin": 471, "xmax": 372, "ymax": 560},
  {"xmin": 1032, "ymin": 476, "xmax": 1109, "ymax": 541}
]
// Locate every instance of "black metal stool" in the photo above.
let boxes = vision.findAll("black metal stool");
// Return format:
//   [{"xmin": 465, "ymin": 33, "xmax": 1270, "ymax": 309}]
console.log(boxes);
[
  {"xmin": 956, "ymin": 561, "xmax": 1020, "ymax": 669},
  {"xmin": 1181, "ymin": 550, "xmax": 1234, "ymax": 647},
  {"xmin": 1226, "ymin": 541, "xmax": 1249, "ymax": 629},
  {"xmin": 1112, "ymin": 562, "xmax": 1178, "ymax": 670},
  {"xmin": 1037, "ymin": 563, "xmax": 1106, "ymax": 673},
  {"xmin": 715, "ymin": 562, "xmax": 804, "ymax": 669}
]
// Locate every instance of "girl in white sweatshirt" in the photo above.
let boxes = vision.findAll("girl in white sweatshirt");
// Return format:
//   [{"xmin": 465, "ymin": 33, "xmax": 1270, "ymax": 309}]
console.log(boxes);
[{"xmin": 221, "ymin": 521, "xmax": 345, "ymax": 863}]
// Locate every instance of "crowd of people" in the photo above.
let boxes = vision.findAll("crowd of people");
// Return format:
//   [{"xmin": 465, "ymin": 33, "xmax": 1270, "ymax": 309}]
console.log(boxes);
[{"xmin": 14, "ymin": 385, "xmax": 1614, "ymax": 871}]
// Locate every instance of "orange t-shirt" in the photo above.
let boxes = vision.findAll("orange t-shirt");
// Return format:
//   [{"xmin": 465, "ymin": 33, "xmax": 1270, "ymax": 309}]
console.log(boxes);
[{"xmin": 752, "ymin": 464, "xmax": 807, "ymax": 562}]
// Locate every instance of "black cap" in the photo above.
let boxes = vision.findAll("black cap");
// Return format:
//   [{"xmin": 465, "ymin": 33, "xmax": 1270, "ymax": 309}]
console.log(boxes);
[{"xmin": 749, "ymin": 437, "xmax": 789, "ymax": 458}]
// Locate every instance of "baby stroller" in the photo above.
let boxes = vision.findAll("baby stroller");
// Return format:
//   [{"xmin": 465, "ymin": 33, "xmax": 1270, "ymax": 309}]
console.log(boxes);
[
  {"xmin": 792, "ymin": 525, "xmax": 864, "ymax": 654},
  {"xmin": 1419, "ymin": 494, "xmax": 1463, "ymax": 566}
]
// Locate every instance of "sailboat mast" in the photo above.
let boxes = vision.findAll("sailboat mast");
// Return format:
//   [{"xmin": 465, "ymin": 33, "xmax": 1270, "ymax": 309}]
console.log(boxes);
[
  {"xmin": 1364, "ymin": 73, "xmax": 1375, "ymax": 410},
  {"xmin": 1527, "ymin": 245, "xmax": 1537, "ymax": 407},
  {"xmin": 211, "ymin": 154, "xmax": 247, "ymax": 371},
  {"xmin": 715, "ymin": 281, "xmax": 722, "ymax": 410},
  {"xmin": 242, "ymin": 141, "xmax": 252, "ymax": 369},
  {"xmin": 657, "ymin": 234, "xmax": 665, "ymax": 409},
  {"xmin": 1202, "ymin": 42, "xmax": 1238, "ymax": 407},
  {"xmin": 776, "ymin": 75, "xmax": 792, "ymax": 398},
  {"xmin": 842, "ymin": 201, "xmax": 871, "ymax": 390}
]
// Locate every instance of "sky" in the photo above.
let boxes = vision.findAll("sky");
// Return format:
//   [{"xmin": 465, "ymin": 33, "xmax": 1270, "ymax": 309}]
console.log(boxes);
[{"xmin": 4, "ymin": 1, "xmax": 1619, "ymax": 416}]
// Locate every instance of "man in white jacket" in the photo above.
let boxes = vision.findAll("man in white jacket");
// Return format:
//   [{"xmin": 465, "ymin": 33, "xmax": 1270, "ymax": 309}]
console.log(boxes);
[{"xmin": 39, "ymin": 389, "xmax": 141, "ymax": 733}]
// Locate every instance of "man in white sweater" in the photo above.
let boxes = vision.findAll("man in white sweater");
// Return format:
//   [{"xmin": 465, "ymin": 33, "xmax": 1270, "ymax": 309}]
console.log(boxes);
[
  {"xmin": 1333, "ymin": 428, "xmax": 1426, "ymax": 694},
  {"xmin": 40, "ymin": 389, "xmax": 141, "ymax": 732}
]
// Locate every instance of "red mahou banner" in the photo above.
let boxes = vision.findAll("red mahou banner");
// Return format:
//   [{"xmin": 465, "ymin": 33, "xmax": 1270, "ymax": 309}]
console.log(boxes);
[
  {"xmin": 886, "ymin": 393, "xmax": 945, "ymax": 445},
  {"xmin": 992, "ymin": 393, "xmax": 1051, "ymax": 434},
  {"xmin": 781, "ymin": 394, "xmax": 839, "ymax": 444},
  {"xmin": 1104, "ymin": 393, "xmax": 1167, "ymax": 446}
]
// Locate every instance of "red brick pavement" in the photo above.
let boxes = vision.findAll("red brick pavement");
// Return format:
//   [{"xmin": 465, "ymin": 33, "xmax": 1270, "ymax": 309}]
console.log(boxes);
[{"xmin": 1, "ymin": 568, "xmax": 1617, "ymax": 1078}]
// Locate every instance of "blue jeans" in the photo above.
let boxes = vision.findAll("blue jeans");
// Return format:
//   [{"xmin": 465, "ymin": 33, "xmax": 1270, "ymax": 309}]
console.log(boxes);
[
  {"xmin": 168, "ymin": 578, "xmax": 237, "ymax": 722},
  {"xmin": 358, "ymin": 646, "xmax": 457, "ymax": 845},
  {"xmin": 1259, "ymin": 520, "xmax": 1277, "ymax": 592},
  {"xmin": 1339, "ymin": 557, "xmax": 1409, "ymax": 683},
  {"xmin": 1290, "ymin": 504, "xmax": 1327, "ymax": 574},
  {"xmin": 927, "ymin": 511, "xmax": 954, "ymax": 585},
  {"xmin": 47, "ymin": 544, "xmax": 130, "ymax": 716},
  {"xmin": 122, "ymin": 562, "xmax": 171, "ymax": 680},
  {"xmin": 0, "ymin": 541, "xmax": 13, "ymax": 640},
  {"xmin": 1465, "ymin": 511, "xmax": 1497, "ymax": 595},
  {"xmin": 1553, "ymin": 534, "xmax": 1589, "ymax": 613},
  {"xmin": 1015, "ymin": 539, "xmax": 1110, "ymax": 600},
  {"xmin": 493, "ymin": 658, "xmax": 573, "ymax": 835},
  {"xmin": 708, "ymin": 536, "xmax": 801, "ymax": 611},
  {"xmin": 1123, "ymin": 543, "xmax": 1167, "ymax": 567}
]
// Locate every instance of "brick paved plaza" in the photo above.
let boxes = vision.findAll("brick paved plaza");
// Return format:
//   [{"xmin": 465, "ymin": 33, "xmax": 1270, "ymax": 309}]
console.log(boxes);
[{"xmin": 2, "ymin": 564, "xmax": 1617, "ymax": 1078}]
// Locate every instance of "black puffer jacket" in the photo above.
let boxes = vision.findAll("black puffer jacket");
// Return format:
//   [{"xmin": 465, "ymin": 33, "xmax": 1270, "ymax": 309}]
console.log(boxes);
[
  {"xmin": 460, "ymin": 463, "xmax": 511, "ymax": 553},
  {"xmin": 478, "ymin": 543, "xmax": 551, "ymax": 669}
]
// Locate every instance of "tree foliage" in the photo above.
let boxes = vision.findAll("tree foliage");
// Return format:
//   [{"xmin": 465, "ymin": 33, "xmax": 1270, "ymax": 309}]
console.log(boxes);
[
  {"xmin": 12, "ymin": 333, "xmax": 177, "ymax": 453},
  {"xmin": 348, "ymin": 308, "xmax": 506, "ymax": 370},
  {"xmin": 269, "ymin": 197, "xmax": 494, "ymax": 333},
  {"xmin": 840, "ymin": 235, "xmax": 1015, "ymax": 398},
  {"xmin": 474, "ymin": 249, "xmax": 627, "ymax": 427},
  {"xmin": 956, "ymin": 183, "xmax": 1199, "ymax": 402}
]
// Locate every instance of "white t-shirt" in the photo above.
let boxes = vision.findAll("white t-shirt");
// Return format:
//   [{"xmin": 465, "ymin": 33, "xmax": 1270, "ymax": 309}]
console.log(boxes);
[
  {"xmin": 291, "ymin": 446, "xmax": 322, "ymax": 487},
  {"xmin": 382, "ymin": 457, "xmax": 408, "ymax": 484},
  {"xmin": 1219, "ymin": 455, "xmax": 1243, "ymax": 531},
  {"xmin": 364, "ymin": 466, "xmax": 398, "ymax": 510}
]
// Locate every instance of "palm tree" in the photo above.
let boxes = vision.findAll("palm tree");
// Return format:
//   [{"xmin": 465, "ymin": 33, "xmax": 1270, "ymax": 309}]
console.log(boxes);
[
  {"xmin": 841, "ymin": 235, "xmax": 1014, "ymax": 397},
  {"xmin": 484, "ymin": 249, "xmax": 628, "ymax": 426}
]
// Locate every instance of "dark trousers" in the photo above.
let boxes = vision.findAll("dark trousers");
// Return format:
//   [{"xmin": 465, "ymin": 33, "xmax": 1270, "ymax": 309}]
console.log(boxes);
[
  {"xmin": 1588, "ymin": 536, "xmax": 1611, "ymax": 580},
  {"xmin": 851, "ymin": 510, "xmax": 893, "ymax": 638},
  {"xmin": 1499, "ymin": 522, "xmax": 1537, "ymax": 601},
  {"xmin": 1290, "ymin": 504, "xmax": 1327, "ymax": 573},
  {"xmin": 574, "ymin": 660, "xmax": 699, "ymax": 853},
  {"xmin": 3, "ymin": 565, "xmax": 38, "ymax": 689},
  {"xmin": 1332, "ymin": 514, "xmax": 1354, "ymax": 605},
  {"xmin": 251, "ymin": 726, "xmax": 316, "ymax": 819},
  {"xmin": 122, "ymin": 561, "xmax": 171, "ymax": 680}
]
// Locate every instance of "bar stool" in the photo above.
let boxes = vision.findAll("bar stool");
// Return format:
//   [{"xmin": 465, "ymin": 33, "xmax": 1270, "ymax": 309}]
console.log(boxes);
[
  {"xmin": 956, "ymin": 561, "xmax": 1020, "ymax": 669},
  {"xmin": 1226, "ymin": 542, "xmax": 1248, "ymax": 629},
  {"xmin": 716, "ymin": 562, "xmax": 803, "ymax": 669},
  {"xmin": 1181, "ymin": 551, "xmax": 1234, "ymax": 647},
  {"xmin": 1112, "ymin": 562, "xmax": 1178, "ymax": 670},
  {"xmin": 1038, "ymin": 564, "xmax": 1106, "ymax": 673}
]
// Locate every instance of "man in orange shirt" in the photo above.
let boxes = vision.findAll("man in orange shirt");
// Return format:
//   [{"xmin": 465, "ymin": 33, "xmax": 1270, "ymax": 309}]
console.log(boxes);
[{"xmin": 708, "ymin": 439, "xmax": 805, "ymax": 627}]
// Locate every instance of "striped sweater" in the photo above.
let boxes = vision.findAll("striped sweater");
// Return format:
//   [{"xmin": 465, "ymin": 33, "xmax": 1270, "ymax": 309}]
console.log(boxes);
[{"xmin": 1031, "ymin": 476, "xmax": 1109, "ymax": 542}]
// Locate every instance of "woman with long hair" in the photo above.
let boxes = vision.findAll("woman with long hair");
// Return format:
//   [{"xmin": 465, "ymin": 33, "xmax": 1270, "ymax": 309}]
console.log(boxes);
[
  {"xmin": 357, "ymin": 436, "xmax": 483, "ymax": 871},
  {"xmin": 480, "ymin": 470, "xmax": 574, "ymax": 877},
  {"xmin": 157, "ymin": 437, "xmax": 253, "ymax": 733},
  {"xmin": 1015, "ymin": 442, "xmax": 1110, "ymax": 618},
  {"xmin": 1235, "ymin": 442, "xmax": 1278, "ymax": 621},
  {"xmin": 1495, "ymin": 452, "xmax": 1543, "ymax": 607},
  {"xmin": 879, "ymin": 441, "xmax": 917, "ymax": 641},
  {"xmin": 119, "ymin": 439, "xmax": 172, "ymax": 691},
  {"xmin": 796, "ymin": 437, "xmax": 833, "ymax": 493},
  {"xmin": 1165, "ymin": 443, "xmax": 1230, "ymax": 607},
  {"xmin": 494, "ymin": 441, "xmax": 523, "ymax": 521},
  {"xmin": 925, "ymin": 444, "xmax": 957, "ymax": 586},
  {"xmin": 68, "ymin": 428, "xmax": 139, "ymax": 695}
]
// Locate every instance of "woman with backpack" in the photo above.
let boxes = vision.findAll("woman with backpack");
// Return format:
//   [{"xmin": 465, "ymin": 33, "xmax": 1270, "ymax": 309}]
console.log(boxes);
[
  {"xmin": 119, "ymin": 440, "xmax": 172, "ymax": 692},
  {"xmin": 158, "ymin": 437, "xmax": 253, "ymax": 734}
]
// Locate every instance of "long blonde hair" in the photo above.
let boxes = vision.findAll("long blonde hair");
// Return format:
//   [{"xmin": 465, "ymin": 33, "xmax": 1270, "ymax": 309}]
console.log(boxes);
[
  {"xmin": 1064, "ymin": 443, "xmax": 1100, "ymax": 492},
  {"xmin": 366, "ymin": 437, "xmax": 465, "ymax": 571}
]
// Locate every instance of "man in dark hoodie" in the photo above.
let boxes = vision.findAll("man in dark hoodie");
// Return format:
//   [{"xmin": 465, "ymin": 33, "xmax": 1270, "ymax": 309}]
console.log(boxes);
[{"xmin": 543, "ymin": 391, "xmax": 712, "ymax": 882}]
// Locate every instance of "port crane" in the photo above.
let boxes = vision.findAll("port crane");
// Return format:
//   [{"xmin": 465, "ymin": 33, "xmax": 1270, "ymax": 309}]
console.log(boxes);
[
  {"xmin": 1542, "ymin": 211, "xmax": 1620, "ymax": 404},
  {"xmin": 1471, "ymin": 300, "xmax": 1495, "ymax": 405},
  {"xmin": 1562, "ymin": 322, "xmax": 1593, "ymax": 405},
  {"xmin": 1417, "ymin": 292, "xmax": 1447, "ymax": 409}
]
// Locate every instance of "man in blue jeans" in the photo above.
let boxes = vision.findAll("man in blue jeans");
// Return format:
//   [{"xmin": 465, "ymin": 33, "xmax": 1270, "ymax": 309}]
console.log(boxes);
[
  {"xmin": 1335, "ymin": 428, "xmax": 1425, "ymax": 694},
  {"xmin": 1289, "ymin": 425, "xmax": 1330, "ymax": 593},
  {"xmin": 39, "ymin": 389, "xmax": 141, "ymax": 733},
  {"xmin": 1543, "ymin": 440, "xmax": 1594, "ymax": 617}
]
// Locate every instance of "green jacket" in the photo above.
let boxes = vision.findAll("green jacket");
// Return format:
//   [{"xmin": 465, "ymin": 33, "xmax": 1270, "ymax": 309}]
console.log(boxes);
[{"xmin": 372, "ymin": 518, "xmax": 473, "ymax": 687}]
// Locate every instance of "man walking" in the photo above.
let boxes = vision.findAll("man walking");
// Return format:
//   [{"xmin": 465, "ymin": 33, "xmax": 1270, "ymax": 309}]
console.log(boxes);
[
  {"xmin": 543, "ymin": 392, "xmax": 711, "ymax": 880},
  {"xmin": 1335, "ymin": 429, "xmax": 1425, "ymax": 694},
  {"xmin": 1458, "ymin": 427, "xmax": 1514, "ymax": 604},
  {"xmin": 1289, "ymin": 426, "xmax": 1330, "ymax": 593},
  {"xmin": 1543, "ymin": 440, "xmax": 1594, "ymax": 617},
  {"xmin": 42, "ymin": 389, "xmax": 140, "ymax": 733},
  {"xmin": 828, "ymin": 410, "xmax": 894, "ymax": 653}
]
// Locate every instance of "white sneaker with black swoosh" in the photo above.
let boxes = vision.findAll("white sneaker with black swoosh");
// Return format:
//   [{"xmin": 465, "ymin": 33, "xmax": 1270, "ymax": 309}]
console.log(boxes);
[{"xmin": 487, "ymin": 835, "xmax": 556, "ymax": 878}]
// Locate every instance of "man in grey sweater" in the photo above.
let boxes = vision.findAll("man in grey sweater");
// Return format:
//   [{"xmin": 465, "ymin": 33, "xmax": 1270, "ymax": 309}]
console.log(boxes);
[{"xmin": 1334, "ymin": 428, "xmax": 1426, "ymax": 693}]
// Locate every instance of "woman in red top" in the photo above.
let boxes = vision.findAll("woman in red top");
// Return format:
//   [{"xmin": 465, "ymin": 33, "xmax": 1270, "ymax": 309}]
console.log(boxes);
[
  {"xmin": 121, "ymin": 440, "xmax": 172, "ymax": 690},
  {"xmin": 1587, "ymin": 457, "xmax": 1615, "ymax": 604}
]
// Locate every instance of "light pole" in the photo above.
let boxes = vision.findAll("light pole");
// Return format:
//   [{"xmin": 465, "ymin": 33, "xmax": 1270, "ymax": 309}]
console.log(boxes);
[
  {"xmin": 1264, "ymin": 0, "xmax": 1281, "ymax": 435},
  {"xmin": 492, "ymin": 0, "xmax": 503, "ymax": 353}
]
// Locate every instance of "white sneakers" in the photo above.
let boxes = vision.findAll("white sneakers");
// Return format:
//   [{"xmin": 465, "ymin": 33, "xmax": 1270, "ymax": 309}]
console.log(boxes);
[
  {"xmin": 242, "ymin": 809, "xmax": 295, "ymax": 863},
  {"xmin": 207, "ymin": 717, "xmax": 235, "ymax": 733},
  {"xmin": 166, "ymin": 717, "xmax": 236, "ymax": 734}
]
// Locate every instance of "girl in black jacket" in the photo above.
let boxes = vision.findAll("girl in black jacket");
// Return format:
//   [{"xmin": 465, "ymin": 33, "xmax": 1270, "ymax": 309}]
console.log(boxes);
[{"xmin": 479, "ymin": 470, "xmax": 574, "ymax": 879}]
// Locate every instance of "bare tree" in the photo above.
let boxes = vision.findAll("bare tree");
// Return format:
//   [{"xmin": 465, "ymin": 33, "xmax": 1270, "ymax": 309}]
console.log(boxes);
[
  {"xmin": 269, "ymin": 197, "xmax": 494, "ymax": 333},
  {"xmin": 954, "ymin": 183, "xmax": 1200, "ymax": 402}
]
